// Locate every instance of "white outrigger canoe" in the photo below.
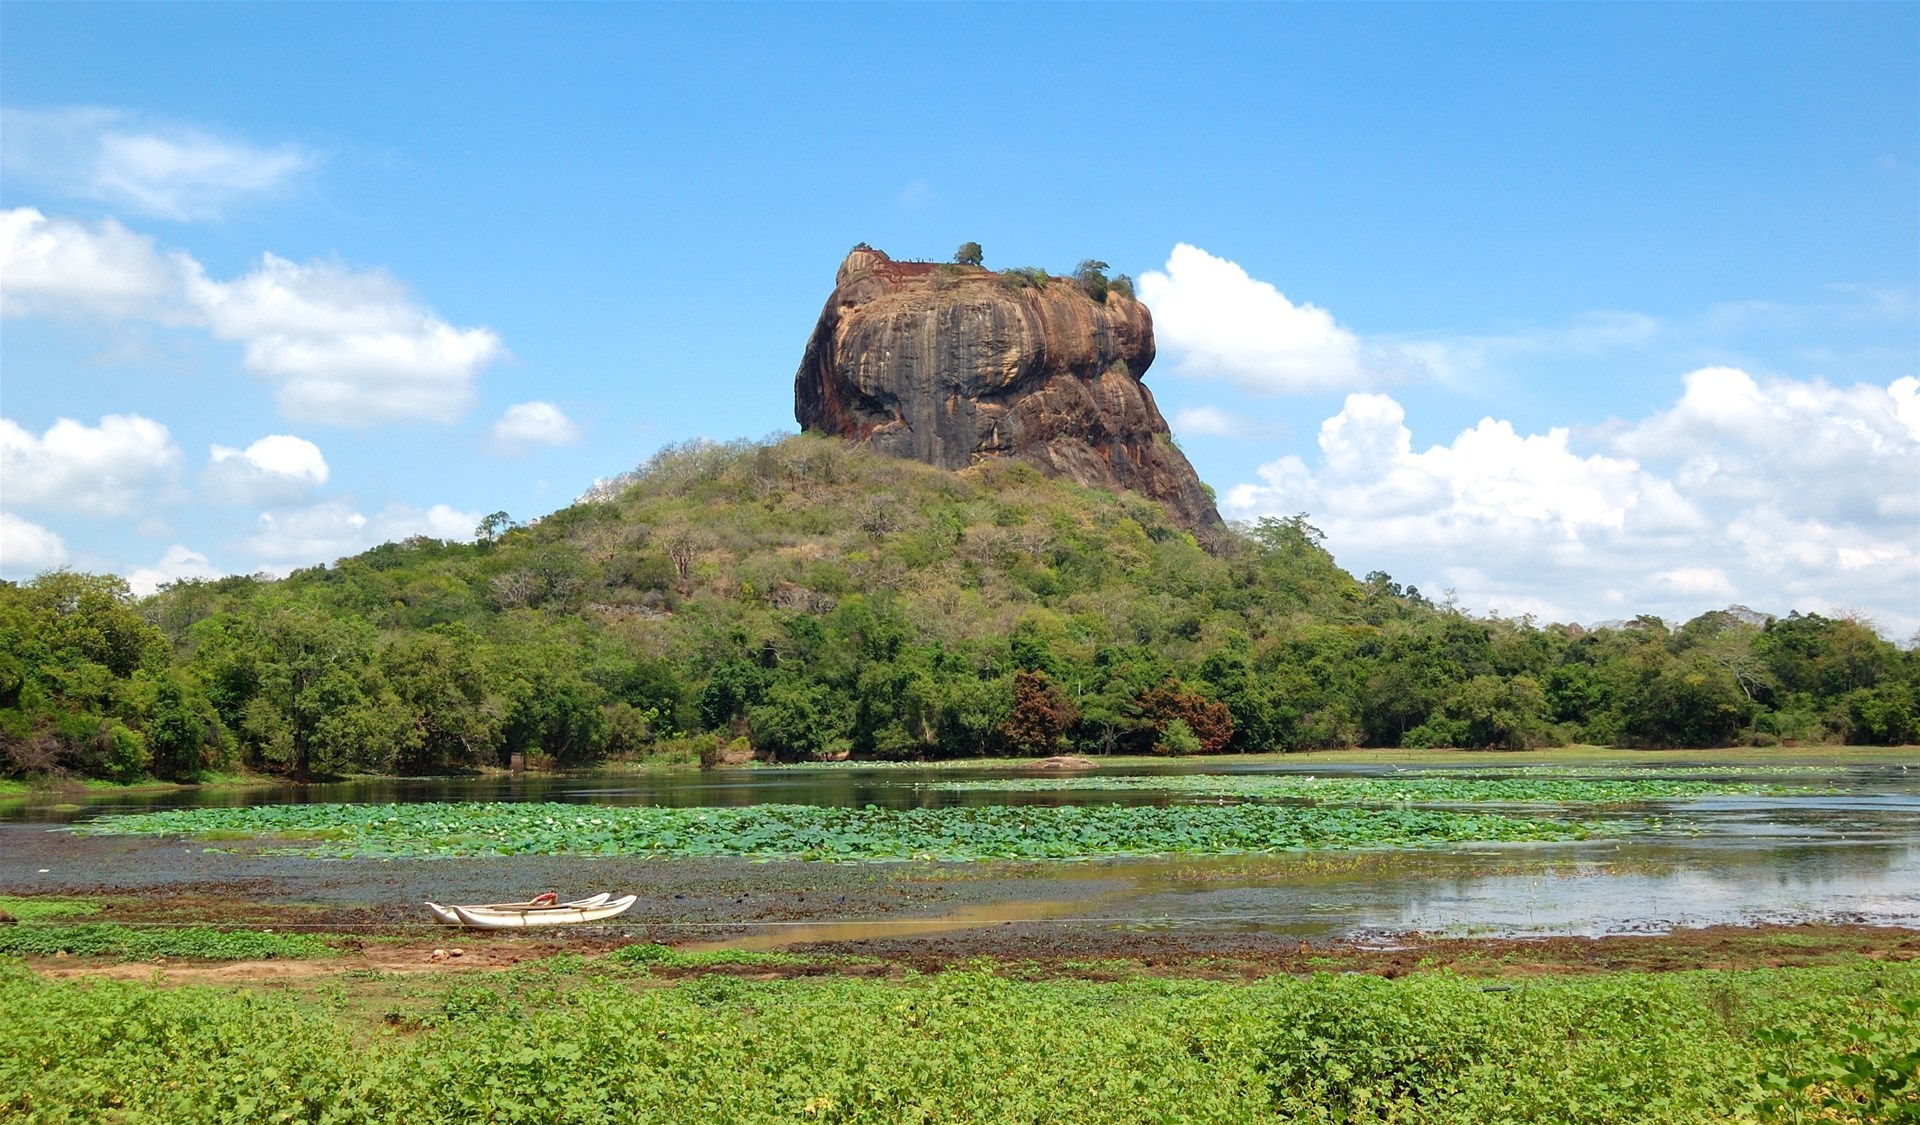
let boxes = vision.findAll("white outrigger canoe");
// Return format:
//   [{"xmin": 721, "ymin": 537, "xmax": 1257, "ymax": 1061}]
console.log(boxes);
[{"xmin": 424, "ymin": 892, "xmax": 637, "ymax": 929}]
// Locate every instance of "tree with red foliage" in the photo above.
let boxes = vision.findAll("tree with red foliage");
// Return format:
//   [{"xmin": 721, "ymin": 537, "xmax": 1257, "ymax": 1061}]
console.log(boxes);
[
  {"xmin": 997, "ymin": 670, "xmax": 1079, "ymax": 756},
  {"xmin": 1135, "ymin": 679, "xmax": 1234, "ymax": 754}
]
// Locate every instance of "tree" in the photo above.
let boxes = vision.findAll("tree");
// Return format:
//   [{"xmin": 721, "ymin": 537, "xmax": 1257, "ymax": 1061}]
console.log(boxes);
[
  {"xmin": 1620, "ymin": 652, "xmax": 1749, "ymax": 748},
  {"xmin": 1134, "ymin": 679, "xmax": 1234, "ymax": 753},
  {"xmin": 746, "ymin": 677, "xmax": 846, "ymax": 762},
  {"xmin": 141, "ymin": 672, "xmax": 221, "ymax": 780},
  {"xmin": 475, "ymin": 511, "xmax": 515, "ymax": 546},
  {"xmin": 1449, "ymin": 674, "xmax": 1549, "ymax": 750},
  {"xmin": 247, "ymin": 608, "xmax": 380, "ymax": 778},
  {"xmin": 997, "ymin": 670, "xmax": 1077, "ymax": 757},
  {"xmin": 381, "ymin": 629, "xmax": 500, "ymax": 771},
  {"xmin": 954, "ymin": 241, "xmax": 983, "ymax": 267},
  {"xmin": 1074, "ymin": 259, "xmax": 1111, "ymax": 302}
]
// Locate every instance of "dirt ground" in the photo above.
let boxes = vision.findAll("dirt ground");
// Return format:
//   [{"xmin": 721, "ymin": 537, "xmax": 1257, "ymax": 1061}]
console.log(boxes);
[{"xmin": 17, "ymin": 919, "xmax": 1920, "ymax": 986}]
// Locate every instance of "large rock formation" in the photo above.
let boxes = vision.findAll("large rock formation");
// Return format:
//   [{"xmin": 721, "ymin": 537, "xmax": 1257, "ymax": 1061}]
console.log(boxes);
[{"xmin": 794, "ymin": 247, "xmax": 1224, "ymax": 539}]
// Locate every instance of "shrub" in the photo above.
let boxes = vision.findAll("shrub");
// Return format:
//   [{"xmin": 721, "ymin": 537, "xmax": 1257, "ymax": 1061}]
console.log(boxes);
[
  {"xmin": 1155, "ymin": 717, "xmax": 1202, "ymax": 756},
  {"xmin": 1074, "ymin": 260, "xmax": 1111, "ymax": 302}
]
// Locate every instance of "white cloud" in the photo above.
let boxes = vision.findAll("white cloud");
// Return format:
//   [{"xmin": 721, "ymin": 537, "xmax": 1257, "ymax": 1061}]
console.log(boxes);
[
  {"xmin": 125, "ymin": 544, "xmax": 222, "ymax": 596},
  {"xmin": 182, "ymin": 253, "xmax": 506, "ymax": 425},
  {"xmin": 1612, "ymin": 367, "xmax": 1920, "ymax": 525},
  {"xmin": 1138, "ymin": 244, "xmax": 1417, "ymax": 394},
  {"xmin": 203, "ymin": 435, "xmax": 329, "ymax": 504},
  {"xmin": 0, "ymin": 413, "xmax": 182, "ymax": 516},
  {"xmin": 1224, "ymin": 369, "xmax": 1920, "ymax": 637},
  {"xmin": 1, "ymin": 106, "xmax": 316, "ymax": 221},
  {"xmin": 247, "ymin": 500, "xmax": 479, "ymax": 570},
  {"xmin": 0, "ymin": 512, "xmax": 68, "ymax": 576},
  {"xmin": 1170, "ymin": 405, "xmax": 1249, "ymax": 438},
  {"xmin": 0, "ymin": 207, "xmax": 184, "ymax": 319},
  {"xmin": 1, "ymin": 208, "xmax": 507, "ymax": 426},
  {"xmin": 492, "ymin": 401, "xmax": 582, "ymax": 449}
]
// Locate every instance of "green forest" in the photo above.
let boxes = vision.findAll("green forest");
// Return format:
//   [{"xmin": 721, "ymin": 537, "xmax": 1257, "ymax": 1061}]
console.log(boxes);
[{"xmin": 3, "ymin": 434, "xmax": 1915, "ymax": 782}]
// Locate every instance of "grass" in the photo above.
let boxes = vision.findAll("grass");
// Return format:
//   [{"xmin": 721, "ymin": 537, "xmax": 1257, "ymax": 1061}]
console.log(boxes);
[
  {"xmin": 0, "ymin": 923, "xmax": 337, "ymax": 961},
  {"xmin": 0, "ymin": 896, "xmax": 102, "ymax": 922},
  {"xmin": 1, "ymin": 957, "xmax": 1911, "ymax": 1123},
  {"xmin": 604, "ymin": 943, "xmax": 868, "ymax": 970},
  {"xmin": 74, "ymin": 800, "xmax": 1590, "ymax": 860}
]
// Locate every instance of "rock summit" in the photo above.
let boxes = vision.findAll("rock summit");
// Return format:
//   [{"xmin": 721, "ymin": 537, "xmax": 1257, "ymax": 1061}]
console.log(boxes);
[{"xmin": 794, "ymin": 246, "xmax": 1225, "ymax": 540}]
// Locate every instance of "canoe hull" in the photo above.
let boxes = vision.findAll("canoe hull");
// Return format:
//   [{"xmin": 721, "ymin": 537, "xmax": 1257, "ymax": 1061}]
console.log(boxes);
[
  {"xmin": 425, "ymin": 892, "xmax": 617, "ymax": 927},
  {"xmin": 445, "ymin": 895, "xmax": 638, "ymax": 929}
]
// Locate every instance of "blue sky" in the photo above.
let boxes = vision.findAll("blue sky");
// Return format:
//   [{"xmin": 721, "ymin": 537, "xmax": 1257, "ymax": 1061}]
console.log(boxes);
[{"xmin": 3, "ymin": 4, "xmax": 1916, "ymax": 635}]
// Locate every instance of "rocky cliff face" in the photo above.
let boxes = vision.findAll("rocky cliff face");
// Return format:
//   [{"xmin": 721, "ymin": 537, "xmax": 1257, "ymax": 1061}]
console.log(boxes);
[{"xmin": 794, "ymin": 248, "xmax": 1225, "ymax": 540}]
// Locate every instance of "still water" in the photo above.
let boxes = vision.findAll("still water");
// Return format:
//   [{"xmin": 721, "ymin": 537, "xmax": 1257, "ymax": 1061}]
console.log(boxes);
[{"xmin": 5, "ymin": 757, "xmax": 1916, "ymax": 940}]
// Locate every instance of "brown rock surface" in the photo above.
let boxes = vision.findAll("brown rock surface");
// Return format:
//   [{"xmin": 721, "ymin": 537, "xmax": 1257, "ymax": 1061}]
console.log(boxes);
[{"xmin": 795, "ymin": 248, "xmax": 1225, "ymax": 540}]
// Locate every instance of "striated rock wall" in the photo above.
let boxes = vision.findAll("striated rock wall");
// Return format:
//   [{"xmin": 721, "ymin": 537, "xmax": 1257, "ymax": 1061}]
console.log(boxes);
[{"xmin": 795, "ymin": 248, "xmax": 1225, "ymax": 540}]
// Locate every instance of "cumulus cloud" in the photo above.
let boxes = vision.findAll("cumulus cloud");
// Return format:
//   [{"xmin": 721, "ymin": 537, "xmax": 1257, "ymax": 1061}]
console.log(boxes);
[
  {"xmin": 203, "ymin": 434, "xmax": 329, "ymax": 504},
  {"xmin": 182, "ymin": 253, "xmax": 506, "ymax": 424},
  {"xmin": 1, "ymin": 106, "xmax": 316, "ymax": 221},
  {"xmin": 125, "ymin": 544, "xmax": 222, "ymax": 596},
  {"xmin": 0, "ymin": 207, "xmax": 184, "ymax": 319},
  {"xmin": 1223, "ymin": 369, "xmax": 1920, "ymax": 637},
  {"xmin": 0, "ymin": 208, "xmax": 506, "ymax": 425},
  {"xmin": 492, "ymin": 401, "xmax": 582, "ymax": 449},
  {"xmin": 247, "ymin": 500, "xmax": 479, "ymax": 570},
  {"xmin": 0, "ymin": 512, "xmax": 68, "ymax": 577},
  {"xmin": 1138, "ymin": 244, "xmax": 1418, "ymax": 394},
  {"xmin": 1611, "ymin": 367, "xmax": 1920, "ymax": 525},
  {"xmin": 0, "ymin": 413, "xmax": 182, "ymax": 516}
]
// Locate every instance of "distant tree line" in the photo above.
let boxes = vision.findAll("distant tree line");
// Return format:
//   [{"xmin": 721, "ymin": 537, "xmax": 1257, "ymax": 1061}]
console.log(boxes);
[{"xmin": 3, "ymin": 436, "xmax": 1913, "ymax": 781}]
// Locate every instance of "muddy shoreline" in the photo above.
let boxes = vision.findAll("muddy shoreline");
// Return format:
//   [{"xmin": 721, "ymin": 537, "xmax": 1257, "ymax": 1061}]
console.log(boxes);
[
  {"xmin": 18, "ymin": 922, "xmax": 1920, "ymax": 985},
  {"xmin": 7, "ymin": 823, "xmax": 1919, "ymax": 978}
]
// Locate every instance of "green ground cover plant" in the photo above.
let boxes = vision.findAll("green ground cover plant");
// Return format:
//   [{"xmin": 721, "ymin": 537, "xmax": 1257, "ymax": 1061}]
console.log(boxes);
[
  {"xmin": 0, "ymin": 923, "xmax": 335, "ymax": 961},
  {"xmin": 74, "ymin": 799, "xmax": 1587, "ymax": 860},
  {"xmin": 0, "ymin": 895, "xmax": 102, "ymax": 922},
  {"xmin": 920, "ymin": 773, "xmax": 1831, "ymax": 804},
  {"xmin": 1, "ymin": 959, "xmax": 1911, "ymax": 1123},
  {"xmin": 604, "ymin": 943, "xmax": 860, "ymax": 970}
]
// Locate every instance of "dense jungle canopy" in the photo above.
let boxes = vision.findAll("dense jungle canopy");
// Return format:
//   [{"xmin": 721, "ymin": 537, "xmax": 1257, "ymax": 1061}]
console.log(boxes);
[{"xmin": 3, "ymin": 434, "xmax": 1914, "ymax": 781}]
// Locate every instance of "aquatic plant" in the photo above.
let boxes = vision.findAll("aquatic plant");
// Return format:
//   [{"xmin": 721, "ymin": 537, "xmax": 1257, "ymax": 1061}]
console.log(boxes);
[
  {"xmin": 919, "ymin": 772, "xmax": 1833, "ymax": 804},
  {"xmin": 74, "ymin": 800, "xmax": 1588, "ymax": 861}
]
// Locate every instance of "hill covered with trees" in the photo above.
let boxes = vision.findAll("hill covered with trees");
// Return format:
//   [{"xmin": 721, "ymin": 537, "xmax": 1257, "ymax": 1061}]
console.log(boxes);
[{"xmin": 3, "ymin": 433, "xmax": 1914, "ymax": 781}]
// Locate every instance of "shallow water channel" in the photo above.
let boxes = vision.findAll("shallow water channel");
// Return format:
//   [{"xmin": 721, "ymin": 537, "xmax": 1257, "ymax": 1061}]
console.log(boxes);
[{"xmin": 4, "ymin": 756, "xmax": 1916, "ymax": 945}]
